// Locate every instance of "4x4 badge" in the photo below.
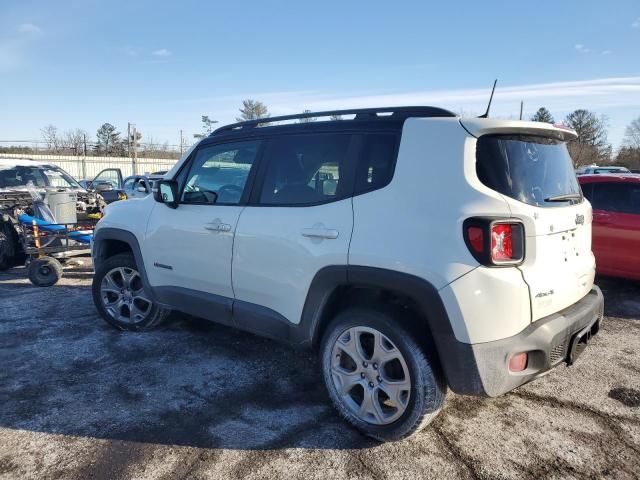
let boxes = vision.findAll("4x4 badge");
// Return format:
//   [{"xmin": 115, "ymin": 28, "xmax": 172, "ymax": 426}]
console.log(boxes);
[{"xmin": 575, "ymin": 214, "xmax": 585, "ymax": 225}]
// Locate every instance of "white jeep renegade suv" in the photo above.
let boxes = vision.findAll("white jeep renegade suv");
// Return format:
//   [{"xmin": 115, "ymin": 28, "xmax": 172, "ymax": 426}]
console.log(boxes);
[{"xmin": 92, "ymin": 107, "xmax": 604, "ymax": 441}]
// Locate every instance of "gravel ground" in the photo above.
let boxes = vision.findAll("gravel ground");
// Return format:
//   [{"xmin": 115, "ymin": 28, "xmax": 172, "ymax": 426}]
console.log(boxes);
[{"xmin": 0, "ymin": 262, "xmax": 639, "ymax": 480}]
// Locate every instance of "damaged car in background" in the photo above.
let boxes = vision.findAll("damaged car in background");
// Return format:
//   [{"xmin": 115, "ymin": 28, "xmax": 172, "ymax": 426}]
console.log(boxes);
[{"xmin": 0, "ymin": 158, "xmax": 104, "ymax": 270}]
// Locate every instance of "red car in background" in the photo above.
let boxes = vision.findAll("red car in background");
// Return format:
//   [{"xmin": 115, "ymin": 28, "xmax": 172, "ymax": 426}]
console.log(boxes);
[{"xmin": 579, "ymin": 174, "xmax": 640, "ymax": 280}]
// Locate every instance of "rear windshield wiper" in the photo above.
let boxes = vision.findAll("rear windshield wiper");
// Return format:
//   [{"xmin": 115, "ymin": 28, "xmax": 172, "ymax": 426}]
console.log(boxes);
[{"xmin": 544, "ymin": 193, "xmax": 582, "ymax": 202}]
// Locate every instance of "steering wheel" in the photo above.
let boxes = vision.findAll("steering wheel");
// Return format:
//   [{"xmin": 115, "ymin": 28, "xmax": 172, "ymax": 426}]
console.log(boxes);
[{"xmin": 217, "ymin": 184, "xmax": 243, "ymax": 202}]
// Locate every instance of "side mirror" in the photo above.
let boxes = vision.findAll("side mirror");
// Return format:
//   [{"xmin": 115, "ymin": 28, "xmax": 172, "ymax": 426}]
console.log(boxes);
[
  {"xmin": 95, "ymin": 182, "xmax": 113, "ymax": 192},
  {"xmin": 155, "ymin": 180, "xmax": 179, "ymax": 209}
]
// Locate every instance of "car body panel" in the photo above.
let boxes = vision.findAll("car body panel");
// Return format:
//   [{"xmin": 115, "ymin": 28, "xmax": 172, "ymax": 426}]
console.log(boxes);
[{"xmin": 579, "ymin": 174, "xmax": 640, "ymax": 280}]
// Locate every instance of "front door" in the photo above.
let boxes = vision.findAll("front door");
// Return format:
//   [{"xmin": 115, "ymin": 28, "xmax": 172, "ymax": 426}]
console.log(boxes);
[
  {"xmin": 143, "ymin": 139, "xmax": 262, "ymax": 317},
  {"xmin": 92, "ymin": 168, "xmax": 123, "ymax": 203}
]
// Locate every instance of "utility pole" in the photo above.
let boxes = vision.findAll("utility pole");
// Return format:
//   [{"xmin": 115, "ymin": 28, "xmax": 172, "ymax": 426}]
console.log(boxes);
[
  {"xmin": 519, "ymin": 101, "xmax": 524, "ymax": 121},
  {"xmin": 82, "ymin": 134, "xmax": 87, "ymax": 180},
  {"xmin": 132, "ymin": 124, "xmax": 138, "ymax": 175},
  {"xmin": 180, "ymin": 129, "xmax": 184, "ymax": 156},
  {"xmin": 128, "ymin": 123, "xmax": 138, "ymax": 175}
]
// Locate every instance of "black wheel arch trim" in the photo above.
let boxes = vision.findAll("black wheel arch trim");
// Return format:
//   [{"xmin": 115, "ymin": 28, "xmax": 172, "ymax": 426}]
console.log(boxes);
[
  {"xmin": 92, "ymin": 228, "xmax": 155, "ymax": 299},
  {"xmin": 302, "ymin": 265, "xmax": 485, "ymax": 395}
]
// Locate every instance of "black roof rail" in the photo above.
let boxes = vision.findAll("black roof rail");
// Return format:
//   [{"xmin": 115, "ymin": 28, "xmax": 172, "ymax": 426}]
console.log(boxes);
[{"xmin": 211, "ymin": 106, "xmax": 457, "ymax": 135}]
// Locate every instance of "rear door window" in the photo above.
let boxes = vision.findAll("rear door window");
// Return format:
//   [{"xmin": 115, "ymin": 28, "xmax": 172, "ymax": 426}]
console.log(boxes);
[
  {"xmin": 257, "ymin": 133, "xmax": 353, "ymax": 206},
  {"xmin": 476, "ymin": 135, "xmax": 582, "ymax": 208},
  {"xmin": 590, "ymin": 183, "xmax": 640, "ymax": 214}
]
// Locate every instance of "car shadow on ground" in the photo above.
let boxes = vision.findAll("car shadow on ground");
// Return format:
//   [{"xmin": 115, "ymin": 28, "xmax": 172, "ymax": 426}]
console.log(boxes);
[
  {"xmin": 0, "ymin": 275, "xmax": 377, "ymax": 450},
  {"xmin": 596, "ymin": 275, "xmax": 640, "ymax": 320}
]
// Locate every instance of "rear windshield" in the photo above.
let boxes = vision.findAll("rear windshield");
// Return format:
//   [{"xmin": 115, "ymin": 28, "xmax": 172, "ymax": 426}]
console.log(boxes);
[{"xmin": 476, "ymin": 135, "xmax": 582, "ymax": 208}]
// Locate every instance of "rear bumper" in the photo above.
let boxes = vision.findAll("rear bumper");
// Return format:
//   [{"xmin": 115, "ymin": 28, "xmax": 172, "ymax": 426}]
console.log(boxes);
[{"xmin": 439, "ymin": 286, "xmax": 604, "ymax": 397}]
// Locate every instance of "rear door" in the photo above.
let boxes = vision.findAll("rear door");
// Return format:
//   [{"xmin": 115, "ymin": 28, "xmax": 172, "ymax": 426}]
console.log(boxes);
[
  {"xmin": 476, "ymin": 134, "xmax": 595, "ymax": 321},
  {"xmin": 232, "ymin": 132, "xmax": 356, "ymax": 326},
  {"xmin": 588, "ymin": 181, "xmax": 640, "ymax": 278}
]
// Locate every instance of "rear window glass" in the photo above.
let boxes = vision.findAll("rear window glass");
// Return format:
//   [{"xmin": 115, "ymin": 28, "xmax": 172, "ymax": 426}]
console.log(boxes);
[{"xmin": 476, "ymin": 135, "xmax": 582, "ymax": 208}]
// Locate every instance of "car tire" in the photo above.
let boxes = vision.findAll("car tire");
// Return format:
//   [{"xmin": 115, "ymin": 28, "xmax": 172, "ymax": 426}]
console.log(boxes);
[
  {"xmin": 92, "ymin": 252, "xmax": 169, "ymax": 331},
  {"xmin": 28, "ymin": 256, "xmax": 63, "ymax": 286},
  {"xmin": 320, "ymin": 307, "xmax": 446, "ymax": 442}
]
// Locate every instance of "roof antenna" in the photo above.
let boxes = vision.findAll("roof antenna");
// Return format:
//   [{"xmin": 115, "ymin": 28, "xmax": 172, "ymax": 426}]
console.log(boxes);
[{"xmin": 478, "ymin": 79, "xmax": 498, "ymax": 118}]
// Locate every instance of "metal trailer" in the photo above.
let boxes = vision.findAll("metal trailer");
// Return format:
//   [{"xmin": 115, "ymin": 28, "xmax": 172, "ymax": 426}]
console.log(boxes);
[{"xmin": 0, "ymin": 190, "xmax": 97, "ymax": 286}]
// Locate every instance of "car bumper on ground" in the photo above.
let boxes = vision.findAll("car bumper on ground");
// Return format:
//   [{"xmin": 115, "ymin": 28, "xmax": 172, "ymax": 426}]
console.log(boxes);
[{"xmin": 441, "ymin": 286, "xmax": 604, "ymax": 397}]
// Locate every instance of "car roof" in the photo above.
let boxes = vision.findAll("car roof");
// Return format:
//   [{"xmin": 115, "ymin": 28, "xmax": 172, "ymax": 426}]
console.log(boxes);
[
  {"xmin": 578, "ymin": 173, "xmax": 640, "ymax": 184},
  {"xmin": 0, "ymin": 157, "xmax": 50, "ymax": 167}
]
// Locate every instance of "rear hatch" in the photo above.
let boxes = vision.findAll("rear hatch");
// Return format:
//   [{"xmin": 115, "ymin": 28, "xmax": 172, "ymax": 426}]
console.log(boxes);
[{"xmin": 466, "ymin": 119, "xmax": 595, "ymax": 321}]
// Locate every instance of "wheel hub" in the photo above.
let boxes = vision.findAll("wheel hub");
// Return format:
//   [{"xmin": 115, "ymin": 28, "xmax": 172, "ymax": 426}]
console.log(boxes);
[{"xmin": 330, "ymin": 326, "xmax": 411, "ymax": 425}]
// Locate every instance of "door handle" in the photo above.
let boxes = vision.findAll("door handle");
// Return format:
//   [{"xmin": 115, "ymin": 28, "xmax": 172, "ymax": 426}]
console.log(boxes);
[
  {"xmin": 204, "ymin": 220, "xmax": 232, "ymax": 232},
  {"xmin": 301, "ymin": 227, "xmax": 339, "ymax": 239}
]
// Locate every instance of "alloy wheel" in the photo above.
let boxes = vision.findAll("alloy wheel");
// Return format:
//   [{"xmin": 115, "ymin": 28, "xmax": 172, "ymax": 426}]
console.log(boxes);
[
  {"xmin": 100, "ymin": 267, "xmax": 152, "ymax": 324},
  {"xmin": 330, "ymin": 326, "xmax": 411, "ymax": 425}
]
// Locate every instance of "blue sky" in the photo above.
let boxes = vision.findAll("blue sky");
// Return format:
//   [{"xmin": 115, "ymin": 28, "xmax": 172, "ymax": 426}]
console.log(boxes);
[{"xmin": 1, "ymin": 0, "xmax": 639, "ymax": 149}]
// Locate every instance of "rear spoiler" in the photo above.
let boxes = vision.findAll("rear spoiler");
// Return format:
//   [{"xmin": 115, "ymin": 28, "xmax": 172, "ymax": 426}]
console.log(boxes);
[{"xmin": 460, "ymin": 118, "xmax": 578, "ymax": 142}]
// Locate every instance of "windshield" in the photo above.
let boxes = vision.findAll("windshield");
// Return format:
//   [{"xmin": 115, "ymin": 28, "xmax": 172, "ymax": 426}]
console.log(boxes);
[
  {"xmin": 0, "ymin": 165, "xmax": 80, "ymax": 189},
  {"xmin": 476, "ymin": 135, "xmax": 582, "ymax": 208}
]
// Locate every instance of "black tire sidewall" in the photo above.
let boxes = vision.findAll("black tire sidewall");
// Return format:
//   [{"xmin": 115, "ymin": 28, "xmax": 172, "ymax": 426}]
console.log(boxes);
[
  {"xmin": 321, "ymin": 308, "xmax": 444, "ymax": 442},
  {"xmin": 28, "ymin": 257, "xmax": 63, "ymax": 287},
  {"xmin": 92, "ymin": 253, "xmax": 162, "ymax": 331}
]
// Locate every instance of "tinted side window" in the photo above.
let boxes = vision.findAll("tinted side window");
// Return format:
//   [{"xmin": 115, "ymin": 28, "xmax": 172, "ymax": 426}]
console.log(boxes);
[
  {"xmin": 182, "ymin": 140, "xmax": 260, "ymax": 205},
  {"xmin": 591, "ymin": 183, "xmax": 640, "ymax": 214},
  {"xmin": 354, "ymin": 134, "xmax": 398, "ymax": 194},
  {"xmin": 258, "ymin": 134, "xmax": 352, "ymax": 206}
]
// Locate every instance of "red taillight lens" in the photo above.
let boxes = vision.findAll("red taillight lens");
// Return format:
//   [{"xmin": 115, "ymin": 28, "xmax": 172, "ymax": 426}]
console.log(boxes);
[
  {"xmin": 491, "ymin": 224, "xmax": 514, "ymax": 261},
  {"xmin": 467, "ymin": 226, "xmax": 484, "ymax": 254}
]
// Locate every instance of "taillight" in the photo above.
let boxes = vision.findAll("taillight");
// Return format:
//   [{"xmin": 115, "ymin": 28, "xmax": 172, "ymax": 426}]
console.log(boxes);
[{"xmin": 463, "ymin": 218, "xmax": 524, "ymax": 266}]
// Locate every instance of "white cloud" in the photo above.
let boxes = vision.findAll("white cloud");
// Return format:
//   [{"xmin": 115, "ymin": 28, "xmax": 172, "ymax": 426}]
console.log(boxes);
[
  {"xmin": 575, "ymin": 44, "xmax": 591, "ymax": 54},
  {"xmin": 123, "ymin": 46, "xmax": 138, "ymax": 57},
  {"xmin": 632, "ymin": 17, "xmax": 640, "ymax": 28},
  {"xmin": 0, "ymin": 24, "xmax": 43, "ymax": 71},
  {"xmin": 17, "ymin": 23, "xmax": 42, "ymax": 35},
  {"xmin": 152, "ymin": 48, "xmax": 171, "ymax": 57},
  {"xmin": 574, "ymin": 43, "xmax": 613, "ymax": 55}
]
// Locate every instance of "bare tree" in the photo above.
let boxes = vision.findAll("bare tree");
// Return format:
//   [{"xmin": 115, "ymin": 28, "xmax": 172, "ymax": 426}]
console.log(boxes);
[
  {"xmin": 40, "ymin": 124, "xmax": 60, "ymax": 152},
  {"xmin": 563, "ymin": 110, "xmax": 611, "ymax": 167},
  {"xmin": 236, "ymin": 99, "xmax": 269, "ymax": 122},
  {"xmin": 623, "ymin": 116, "xmax": 640, "ymax": 150},
  {"xmin": 62, "ymin": 129, "xmax": 88, "ymax": 156},
  {"xmin": 615, "ymin": 147, "xmax": 640, "ymax": 170},
  {"xmin": 330, "ymin": 114, "xmax": 343, "ymax": 121}
]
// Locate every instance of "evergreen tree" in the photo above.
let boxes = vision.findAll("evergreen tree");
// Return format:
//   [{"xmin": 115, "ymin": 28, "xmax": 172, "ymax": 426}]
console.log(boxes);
[
  {"xmin": 236, "ymin": 99, "xmax": 269, "ymax": 122},
  {"xmin": 530, "ymin": 107, "xmax": 554, "ymax": 124}
]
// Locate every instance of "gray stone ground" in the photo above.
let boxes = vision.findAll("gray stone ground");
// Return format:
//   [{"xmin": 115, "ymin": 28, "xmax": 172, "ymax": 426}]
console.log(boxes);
[{"xmin": 0, "ymin": 262, "xmax": 638, "ymax": 479}]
